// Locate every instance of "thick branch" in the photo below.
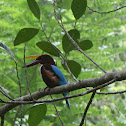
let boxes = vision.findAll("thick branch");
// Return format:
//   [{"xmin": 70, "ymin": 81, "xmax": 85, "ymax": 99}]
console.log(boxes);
[
  {"xmin": 0, "ymin": 78, "xmax": 116, "ymax": 105},
  {"xmin": 0, "ymin": 71, "xmax": 126, "ymax": 116}
]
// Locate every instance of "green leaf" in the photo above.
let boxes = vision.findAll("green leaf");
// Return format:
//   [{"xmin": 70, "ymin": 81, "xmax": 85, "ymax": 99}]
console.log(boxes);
[
  {"xmin": 27, "ymin": 0, "xmax": 40, "ymax": 20},
  {"xmin": 14, "ymin": 28, "xmax": 39, "ymax": 46},
  {"xmin": 62, "ymin": 0, "xmax": 73, "ymax": 9},
  {"xmin": 0, "ymin": 42, "xmax": 14, "ymax": 58},
  {"xmin": 62, "ymin": 29, "xmax": 80, "ymax": 53},
  {"xmin": 28, "ymin": 104, "xmax": 47, "ymax": 126},
  {"xmin": 78, "ymin": 40, "xmax": 93, "ymax": 51},
  {"xmin": 62, "ymin": 60, "xmax": 81, "ymax": 78},
  {"xmin": 119, "ymin": 53, "xmax": 126, "ymax": 61},
  {"xmin": 36, "ymin": 41, "xmax": 61, "ymax": 57},
  {"xmin": 71, "ymin": 0, "xmax": 87, "ymax": 20}
]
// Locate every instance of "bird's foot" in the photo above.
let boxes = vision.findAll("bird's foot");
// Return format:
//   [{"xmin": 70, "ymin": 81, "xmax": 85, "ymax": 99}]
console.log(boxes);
[
  {"xmin": 39, "ymin": 88, "xmax": 43, "ymax": 92},
  {"xmin": 44, "ymin": 87, "xmax": 48, "ymax": 91},
  {"xmin": 44, "ymin": 87, "xmax": 51, "ymax": 94},
  {"xmin": 39, "ymin": 87, "xmax": 50, "ymax": 92}
]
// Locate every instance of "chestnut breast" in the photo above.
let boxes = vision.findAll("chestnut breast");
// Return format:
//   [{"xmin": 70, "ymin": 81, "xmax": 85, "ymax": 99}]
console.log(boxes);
[{"xmin": 40, "ymin": 64, "xmax": 59, "ymax": 88}]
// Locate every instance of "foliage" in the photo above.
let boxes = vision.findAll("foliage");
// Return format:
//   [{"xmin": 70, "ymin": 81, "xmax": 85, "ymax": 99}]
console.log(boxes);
[
  {"xmin": 28, "ymin": 104, "xmax": 47, "ymax": 126},
  {"xmin": 71, "ymin": 0, "xmax": 87, "ymax": 20},
  {"xmin": 0, "ymin": 0, "xmax": 126, "ymax": 125},
  {"xmin": 36, "ymin": 41, "xmax": 61, "ymax": 57},
  {"xmin": 14, "ymin": 28, "xmax": 39, "ymax": 46}
]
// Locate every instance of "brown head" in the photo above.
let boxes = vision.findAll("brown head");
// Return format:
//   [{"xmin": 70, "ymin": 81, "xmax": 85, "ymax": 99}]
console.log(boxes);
[{"xmin": 22, "ymin": 55, "xmax": 56, "ymax": 68}]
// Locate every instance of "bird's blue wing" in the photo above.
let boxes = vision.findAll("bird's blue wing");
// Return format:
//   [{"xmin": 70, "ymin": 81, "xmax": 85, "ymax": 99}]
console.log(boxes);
[
  {"xmin": 51, "ymin": 65, "xmax": 67, "ymax": 85},
  {"xmin": 51, "ymin": 65, "xmax": 70, "ymax": 109}
]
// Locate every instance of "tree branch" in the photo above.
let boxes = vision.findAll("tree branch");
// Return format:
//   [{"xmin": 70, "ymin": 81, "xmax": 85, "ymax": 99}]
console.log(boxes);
[
  {"xmin": 87, "ymin": 5, "xmax": 126, "ymax": 14},
  {"xmin": 0, "ymin": 71, "xmax": 126, "ymax": 117},
  {"xmin": 80, "ymin": 91, "xmax": 96, "ymax": 126},
  {"xmin": 50, "ymin": 95, "xmax": 64, "ymax": 126},
  {"xmin": 0, "ymin": 78, "xmax": 116, "ymax": 105},
  {"xmin": 0, "ymin": 87, "xmax": 14, "ymax": 101},
  {"xmin": 1, "ymin": 115, "xmax": 4, "ymax": 126},
  {"xmin": 96, "ymin": 90, "xmax": 126, "ymax": 95}
]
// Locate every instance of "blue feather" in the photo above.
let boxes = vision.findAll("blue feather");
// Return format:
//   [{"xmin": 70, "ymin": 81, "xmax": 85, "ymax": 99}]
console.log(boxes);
[
  {"xmin": 51, "ymin": 65, "xmax": 67, "ymax": 85},
  {"xmin": 51, "ymin": 65, "xmax": 70, "ymax": 109}
]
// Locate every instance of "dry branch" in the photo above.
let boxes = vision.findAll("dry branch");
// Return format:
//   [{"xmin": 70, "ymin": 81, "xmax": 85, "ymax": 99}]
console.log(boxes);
[{"xmin": 0, "ymin": 71, "xmax": 126, "ymax": 116}]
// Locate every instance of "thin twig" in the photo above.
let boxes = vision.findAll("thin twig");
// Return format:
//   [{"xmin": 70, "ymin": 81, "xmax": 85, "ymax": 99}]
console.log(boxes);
[
  {"xmin": 50, "ymin": 95, "xmax": 64, "ymax": 126},
  {"xmin": 86, "ymin": 87, "xmax": 126, "ymax": 95},
  {"xmin": 14, "ymin": 61, "xmax": 22, "ymax": 97},
  {"xmin": 12, "ymin": 106, "xmax": 20, "ymax": 126},
  {"xmin": 80, "ymin": 91, "xmax": 96, "ymax": 126},
  {"xmin": 24, "ymin": 66, "xmax": 38, "ymax": 95},
  {"xmin": 14, "ymin": 60, "xmax": 23, "ymax": 125},
  {"xmin": 96, "ymin": 90, "xmax": 126, "ymax": 95},
  {"xmin": 63, "ymin": 60, "xmax": 79, "ymax": 82},
  {"xmin": 52, "ymin": 0, "xmax": 106, "ymax": 74},
  {"xmin": 20, "ymin": 105, "xmax": 23, "ymax": 126},
  {"xmin": 24, "ymin": 43, "xmax": 33, "ymax": 98},
  {"xmin": 0, "ymin": 87, "xmax": 14, "ymax": 101},
  {"xmin": 0, "ymin": 99, "xmax": 5, "ymax": 102},
  {"xmin": 60, "ymin": 16, "xmax": 76, "ymax": 60},
  {"xmin": 87, "ymin": 5, "xmax": 126, "ymax": 14},
  {"xmin": 1, "ymin": 115, "xmax": 4, "ymax": 126}
]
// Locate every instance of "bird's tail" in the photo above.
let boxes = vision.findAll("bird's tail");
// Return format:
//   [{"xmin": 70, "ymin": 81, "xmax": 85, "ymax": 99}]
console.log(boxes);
[{"xmin": 63, "ymin": 93, "xmax": 70, "ymax": 109}]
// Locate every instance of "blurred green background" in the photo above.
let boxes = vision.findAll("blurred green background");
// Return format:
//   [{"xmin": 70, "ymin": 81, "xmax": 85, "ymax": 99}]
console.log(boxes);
[{"xmin": 0, "ymin": 0, "xmax": 126, "ymax": 125}]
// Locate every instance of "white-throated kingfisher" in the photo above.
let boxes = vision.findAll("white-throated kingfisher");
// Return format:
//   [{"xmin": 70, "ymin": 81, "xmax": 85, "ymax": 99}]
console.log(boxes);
[{"xmin": 23, "ymin": 55, "xmax": 70, "ymax": 109}]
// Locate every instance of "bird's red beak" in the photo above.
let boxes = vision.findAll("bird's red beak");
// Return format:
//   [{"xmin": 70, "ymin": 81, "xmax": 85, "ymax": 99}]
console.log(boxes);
[{"xmin": 22, "ymin": 60, "xmax": 40, "ymax": 68}]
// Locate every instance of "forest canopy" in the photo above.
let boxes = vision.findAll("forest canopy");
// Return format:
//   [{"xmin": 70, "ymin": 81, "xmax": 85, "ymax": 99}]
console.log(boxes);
[{"xmin": 0, "ymin": 0, "xmax": 126, "ymax": 126}]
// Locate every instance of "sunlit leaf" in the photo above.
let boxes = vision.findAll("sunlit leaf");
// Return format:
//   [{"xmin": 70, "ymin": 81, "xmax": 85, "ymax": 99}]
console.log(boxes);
[
  {"xmin": 0, "ymin": 42, "xmax": 14, "ymax": 58},
  {"xmin": 27, "ymin": 0, "xmax": 40, "ymax": 20},
  {"xmin": 62, "ymin": 29, "xmax": 80, "ymax": 53},
  {"xmin": 62, "ymin": 0, "xmax": 73, "ymax": 9},
  {"xmin": 78, "ymin": 40, "xmax": 93, "ymax": 51},
  {"xmin": 28, "ymin": 104, "xmax": 47, "ymax": 126},
  {"xmin": 14, "ymin": 28, "xmax": 39, "ymax": 46},
  {"xmin": 100, "ymin": 88, "xmax": 105, "ymax": 92},
  {"xmin": 62, "ymin": 60, "xmax": 81, "ymax": 78},
  {"xmin": 71, "ymin": 0, "xmax": 87, "ymax": 20},
  {"xmin": 36, "ymin": 41, "xmax": 61, "ymax": 57}
]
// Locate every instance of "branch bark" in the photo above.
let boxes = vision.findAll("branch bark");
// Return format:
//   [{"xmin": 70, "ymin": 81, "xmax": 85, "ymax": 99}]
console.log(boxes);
[
  {"xmin": 0, "ymin": 71, "xmax": 126, "ymax": 117},
  {"xmin": 80, "ymin": 91, "xmax": 96, "ymax": 126},
  {"xmin": 1, "ymin": 115, "xmax": 4, "ymax": 126},
  {"xmin": 87, "ymin": 5, "xmax": 126, "ymax": 14}
]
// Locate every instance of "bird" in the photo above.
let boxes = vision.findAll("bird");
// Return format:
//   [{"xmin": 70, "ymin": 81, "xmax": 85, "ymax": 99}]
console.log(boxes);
[{"xmin": 23, "ymin": 55, "xmax": 70, "ymax": 109}]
